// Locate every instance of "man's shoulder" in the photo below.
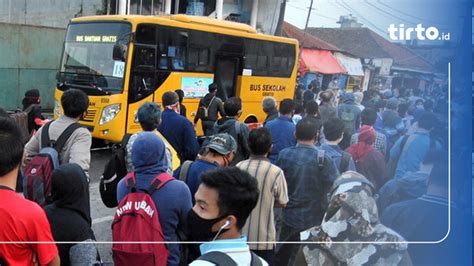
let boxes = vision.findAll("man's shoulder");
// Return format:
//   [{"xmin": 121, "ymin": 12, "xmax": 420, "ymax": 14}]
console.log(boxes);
[{"xmin": 2, "ymin": 192, "xmax": 45, "ymax": 217}]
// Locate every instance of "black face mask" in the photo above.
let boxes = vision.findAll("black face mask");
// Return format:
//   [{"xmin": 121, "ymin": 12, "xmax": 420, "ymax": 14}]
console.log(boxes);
[{"xmin": 186, "ymin": 209, "xmax": 229, "ymax": 241}]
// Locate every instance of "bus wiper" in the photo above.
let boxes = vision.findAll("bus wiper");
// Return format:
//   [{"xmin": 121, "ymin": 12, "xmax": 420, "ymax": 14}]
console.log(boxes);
[
  {"xmin": 64, "ymin": 64, "xmax": 94, "ymax": 74},
  {"xmin": 60, "ymin": 81, "xmax": 109, "ymax": 95}
]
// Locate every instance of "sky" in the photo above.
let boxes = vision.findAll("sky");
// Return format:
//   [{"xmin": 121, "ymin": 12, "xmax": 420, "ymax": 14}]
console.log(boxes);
[{"xmin": 284, "ymin": 0, "xmax": 466, "ymax": 43}]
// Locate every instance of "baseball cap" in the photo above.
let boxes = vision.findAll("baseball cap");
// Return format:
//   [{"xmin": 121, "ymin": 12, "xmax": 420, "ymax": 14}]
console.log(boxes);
[{"xmin": 205, "ymin": 133, "xmax": 237, "ymax": 155}]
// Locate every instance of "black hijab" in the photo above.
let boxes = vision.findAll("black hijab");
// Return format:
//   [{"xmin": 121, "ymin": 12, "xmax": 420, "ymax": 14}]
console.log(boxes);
[
  {"xmin": 48, "ymin": 163, "xmax": 91, "ymax": 224},
  {"xmin": 45, "ymin": 164, "xmax": 94, "ymax": 265}
]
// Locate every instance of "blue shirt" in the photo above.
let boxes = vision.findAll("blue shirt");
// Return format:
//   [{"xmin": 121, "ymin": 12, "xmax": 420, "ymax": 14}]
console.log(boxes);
[
  {"xmin": 265, "ymin": 116, "xmax": 296, "ymax": 164},
  {"xmin": 173, "ymin": 159, "xmax": 219, "ymax": 200},
  {"xmin": 117, "ymin": 174, "xmax": 192, "ymax": 266},
  {"xmin": 159, "ymin": 109, "xmax": 199, "ymax": 162},
  {"xmin": 276, "ymin": 144, "xmax": 338, "ymax": 230},
  {"xmin": 389, "ymin": 132, "xmax": 439, "ymax": 179},
  {"xmin": 319, "ymin": 144, "xmax": 356, "ymax": 172}
]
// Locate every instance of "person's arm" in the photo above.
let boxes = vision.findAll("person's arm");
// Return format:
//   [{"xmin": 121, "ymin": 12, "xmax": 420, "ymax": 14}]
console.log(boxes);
[
  {"xmin": 125, "ymin": 134, "xmax": 137, "ymax": 173},
  {"xmin": 22, "ymin": 127, "xmax": 41, "ymax": 169},
  {"xmin": 45, "ymin": 256, "xmax": 60, "ymax": 266},
  {"xmin": 217, "ymin": 100, "xmax": 226, "ymax": 118},
  {"xmin": 183, "ymin": 121, "xmax": 199, "ymax": 161},
  {"xmin": 348, "ymin": 157, "xmax": 357, "ymax": 171},
  {"xmin": 274, "ymin": 171, "xmax": 289, "ymax": 208},
  {"xmin": 68, "ymin": 129, "xmax": 92, "ymax": 176},
  {"xmin": 194, "ymin": 99, "xmax": 202, "ymax": 124},
  {"xmin": 389, "ymin": 136, "xmax": 403, "ymax": 161}
]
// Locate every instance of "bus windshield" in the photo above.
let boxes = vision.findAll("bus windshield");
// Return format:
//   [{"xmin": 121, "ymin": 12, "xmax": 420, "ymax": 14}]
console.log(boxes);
[{"xmin": 57, "ymin": 22, "xmax": 131, "ymax": 95}]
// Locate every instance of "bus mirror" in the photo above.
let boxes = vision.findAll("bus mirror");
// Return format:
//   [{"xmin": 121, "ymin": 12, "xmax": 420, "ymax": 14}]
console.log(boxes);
[{"xmin": 113, "ymin": 44, "xmax": 127, "ymax": 61}]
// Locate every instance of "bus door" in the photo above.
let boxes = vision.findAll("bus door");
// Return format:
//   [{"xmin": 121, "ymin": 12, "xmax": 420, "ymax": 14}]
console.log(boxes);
[{"xmin": 214, "ymin": 56, "xmax": 240, "ymax": 102}]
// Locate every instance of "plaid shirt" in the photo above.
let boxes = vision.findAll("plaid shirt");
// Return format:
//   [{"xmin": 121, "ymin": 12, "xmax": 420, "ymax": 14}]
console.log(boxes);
[
  {"xmin": 350, "ymin": 130, "xmax": 387, "ymax": 156},
  {"xmin": 276, "ymin": 144, "xmax": 338, "ymax": 230}
]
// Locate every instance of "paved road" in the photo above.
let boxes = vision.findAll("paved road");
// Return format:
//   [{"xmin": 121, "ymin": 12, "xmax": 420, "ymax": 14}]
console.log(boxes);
[{"xmin": 89, "ymin": 148, "xmax": 115, "ymax": 264}]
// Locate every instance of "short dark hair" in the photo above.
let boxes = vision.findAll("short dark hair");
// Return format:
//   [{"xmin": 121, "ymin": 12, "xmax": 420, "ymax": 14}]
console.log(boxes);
[
  {"xmin": 249, "ymin": 127, "xmax": 272, "ymax": 156},
  {"xmin": 61, "ymin": 89, "xmax": 89, "ymax": 118},
  {"xmin": 137, "ymin": 102, "xmax": 161, "ymax": 131},
  {"xmin": 294, "ymin": 103, "xmax": 304, "ymax": 114},
  {"xmin": 296, "ymin": 118, "xmax": 319, "ymax": 141},
  {"xmin": 361, "ymin": 108, "xmax": 377, "ymax": 126},
  {"xmin": 305, "ymin": 101, "xmax": 319, "ymax": 116},
  {"xmin": 418, "ymin": 111, "xmax": 437, "ymax": 130},
  {"xmin": 323, "ymin": 118, "xmax": 345, "ymax": 141},
  {"xmin": 162, "ymin": 91, "xmax": 179, "ymax": 106},
  {"xmin": 200, "ymin": 167, "xmax": 259, "ymax": 229},
  {"xmin": 209, "ymin": 83, "xmax": 218, "ymax": 93},
  {"xmin": 174, "ymin": 89, "xmax": 184, "ymax": 103},
  {"xmin": 0, "ymin": 118, "xmax": 25, "ymax": 177},
  {"xmin": 279, "ymin": 99, "xmax": 295, "ymax": 115},
  {"xmin": 320, "ymin": 91, "xmax": 333, "ymax": 103},
  {"xmin": 423, "ymin": 99, "xmax": 433, "ymax": 110},
  {"xmin": 224, "ymin": 97, "xmax": 242, "ymax": 117}
]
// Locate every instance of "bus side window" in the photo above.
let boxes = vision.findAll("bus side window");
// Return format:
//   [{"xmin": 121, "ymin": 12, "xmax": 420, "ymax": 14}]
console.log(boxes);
[{"xmin": 170, "ymin": 31, "xmax": 188, "ymax": 71}]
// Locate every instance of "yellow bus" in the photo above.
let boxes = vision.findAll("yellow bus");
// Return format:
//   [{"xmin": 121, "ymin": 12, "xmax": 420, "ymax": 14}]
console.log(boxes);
[{"xmin": 54, "ymin": 14, "xmax": 298, "ymax": 144}]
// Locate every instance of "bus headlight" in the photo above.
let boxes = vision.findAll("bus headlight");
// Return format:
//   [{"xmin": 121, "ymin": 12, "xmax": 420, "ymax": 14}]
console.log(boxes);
[
  {"xmin": 100, "ymin": 104, "xmax": 121, "ymax": 125},
  {"xmin": 54, "ymin": 101, "xmax": 61, "ymax": 117}
]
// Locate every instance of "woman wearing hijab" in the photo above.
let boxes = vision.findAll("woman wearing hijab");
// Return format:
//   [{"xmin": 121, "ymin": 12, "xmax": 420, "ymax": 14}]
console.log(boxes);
[
  {"xmin": 346, "ymin": 125, "xmax": 386, "ymax": 189},
  {"xmin": 22, "ymin": 89, "xmax": 48, "ymax": 134},
  {"xmin": 116, "ymin": 132, "xmax": 192, "ymax": 266},
  {"xmin": 297, "ymin": 171, "xmax": 412, "ymax": 266},
  {"xmin": 45, "ymin": 163, "xmax": 97, "ymax": 265}
]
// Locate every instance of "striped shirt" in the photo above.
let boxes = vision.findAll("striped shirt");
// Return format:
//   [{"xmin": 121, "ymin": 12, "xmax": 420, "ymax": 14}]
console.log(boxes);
[{"xmin": 237, "ymin": 157, "xmax": 289, "ymax": 250}]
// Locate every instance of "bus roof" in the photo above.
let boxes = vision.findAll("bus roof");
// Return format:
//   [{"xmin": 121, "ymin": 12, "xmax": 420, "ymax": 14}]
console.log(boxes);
[{"xmin": 70, "ymin": 15, "xmax": 298, "ymax": 45}]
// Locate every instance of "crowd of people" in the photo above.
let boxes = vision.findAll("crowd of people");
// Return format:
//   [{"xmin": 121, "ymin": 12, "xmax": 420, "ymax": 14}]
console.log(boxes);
[{"xmin": 0, "ymin": 79, "xmax": 449, "ymax": 265}]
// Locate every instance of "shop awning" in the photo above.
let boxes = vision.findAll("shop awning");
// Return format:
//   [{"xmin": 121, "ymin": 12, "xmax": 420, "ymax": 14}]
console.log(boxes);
[
  {"xmin": 334, "ymin": 52, "xmax": 364, "ymax": 76},
  {"xmin": 299, "ymin": 49, "xmax": 347, "ymax": 75}
]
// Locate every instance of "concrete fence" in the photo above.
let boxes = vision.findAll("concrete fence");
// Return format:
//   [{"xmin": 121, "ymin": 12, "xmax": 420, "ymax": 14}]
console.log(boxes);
[{"xmin": 0, "ymin": 23, "xmax": 65, "ymax": 110}]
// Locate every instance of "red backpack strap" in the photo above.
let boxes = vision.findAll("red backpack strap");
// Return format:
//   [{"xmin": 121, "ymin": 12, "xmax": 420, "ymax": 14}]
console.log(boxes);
[
  {"xmin": 147, "ymin": 173, "xmax": 174, "ymax": 194},
  {"xmin": 124, "ymin": 172, "xmax": 137, "ymax": 193}
]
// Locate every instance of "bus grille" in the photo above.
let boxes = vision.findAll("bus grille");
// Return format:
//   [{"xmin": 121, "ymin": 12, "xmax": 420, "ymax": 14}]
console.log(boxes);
[{"xmin": 82, "ymin": 108, "xmax": 97, "ymax": 122}]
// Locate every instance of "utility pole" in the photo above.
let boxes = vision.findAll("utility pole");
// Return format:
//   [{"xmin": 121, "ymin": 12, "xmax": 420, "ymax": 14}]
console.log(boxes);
[{"xmin": 300, "ymin": 0, "xmax": 314, "ymax": 48}]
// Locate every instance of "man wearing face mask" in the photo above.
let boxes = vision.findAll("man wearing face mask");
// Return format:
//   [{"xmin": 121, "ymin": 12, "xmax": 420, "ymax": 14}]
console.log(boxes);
[
  {"xmin": 158, "ymin": 91, "xmax": 200, "ymax": 163},
  {"xmin": 188, "ymin": 167, "xmax": 268, "ymax": 266}
]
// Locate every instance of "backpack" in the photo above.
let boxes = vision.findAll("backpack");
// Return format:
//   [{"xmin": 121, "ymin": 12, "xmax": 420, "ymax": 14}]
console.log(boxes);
[
  {"xmin": 99, "ymin": 134, "xmax": 132, "ymax": 208},
  {"xmin": 178, "ymin": 160, "xmax": 193, "ymax": 183},
  {"xmin": 385, "ymin": 135, "xmax": 409, "ymax": 181},
  {"xmin": 8, "ymin": 107, "xmax": 34, "ymax": 143},
  {"xmin": 340, "ymin": 107, "xmax": 356, "ymax": 135},
  {"xmin": 197, "ymin": 96, "xmax": 216, "ymax": 120},
  {"xmin": 112, "ymin": 172, "xmax": 172, "ymax": 266},
  {"xmin": 339, "ymin": 151, "xmax": 351, "ymax": 173},
  {"xmin": 198, "ymin": 251, "xmax": 263, "ymax": 266},
  {"xmin": 23, "ymin": 121, "xmax": 81, "ymax": 206},
  {"xmin": 215, "ymin": 121, "xmax": 250, "ymax": 164}
]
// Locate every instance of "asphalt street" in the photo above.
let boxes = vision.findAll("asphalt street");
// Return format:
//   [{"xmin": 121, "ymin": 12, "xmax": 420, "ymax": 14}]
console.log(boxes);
[{"xmin": 89, "ymin": 148, "xmax": 115, "ymax": 264}]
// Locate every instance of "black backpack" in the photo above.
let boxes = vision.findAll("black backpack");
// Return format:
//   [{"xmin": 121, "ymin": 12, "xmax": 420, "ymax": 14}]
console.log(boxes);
[
  {"xmin": 99, "ymin": 134, "xmax": 131, "ymax": 208},
  {"xmin": 214, "ymin": 121, "xmax": 250, "ymax": 164},
  {"xmin": 339, "ymin": 151, "xmax": 352, "ymax": 173}
]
